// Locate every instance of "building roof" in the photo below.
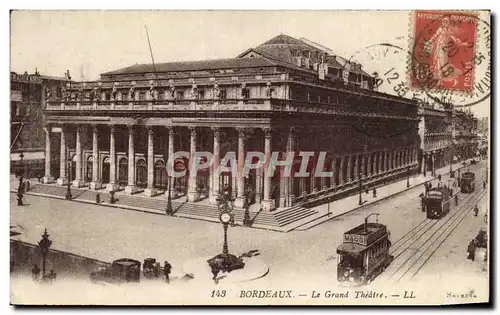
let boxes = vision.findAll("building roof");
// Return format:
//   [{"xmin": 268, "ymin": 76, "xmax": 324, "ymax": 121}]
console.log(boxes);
[{"xmin": 101, "ymin": 57, "xmax": 279, "ymax": 75}]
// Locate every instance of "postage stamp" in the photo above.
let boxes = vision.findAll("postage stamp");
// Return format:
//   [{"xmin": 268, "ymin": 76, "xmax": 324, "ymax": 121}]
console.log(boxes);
[
  {"xmin": 410, "ymin": 10, "xmax": 478, "ymax": 93},
  {"xmin": 9, "ymin": 10, "xmax": 490, "ymax": 306}
]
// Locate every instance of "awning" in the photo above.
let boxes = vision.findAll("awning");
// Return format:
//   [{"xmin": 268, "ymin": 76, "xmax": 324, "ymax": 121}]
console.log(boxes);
[
  {"xmin": 10, "ymin": 151, "xmax": 45, "ymax": 161},
  {"xmin": 336, "ymin": 242, "xmax": 367, "ymax": 255}
]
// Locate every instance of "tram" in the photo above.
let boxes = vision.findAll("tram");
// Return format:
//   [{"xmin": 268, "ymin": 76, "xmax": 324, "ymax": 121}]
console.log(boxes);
[
  {"xmin": 337, "ymin": 214, "xmax": 393, "ymax": 285},
  {"xmin": 460, "ymin": 172, "xmax": 476, "ymax": 193},
  {"xmin": 425, "ymin": 186, "xmax": 450, "ymax": 219}
]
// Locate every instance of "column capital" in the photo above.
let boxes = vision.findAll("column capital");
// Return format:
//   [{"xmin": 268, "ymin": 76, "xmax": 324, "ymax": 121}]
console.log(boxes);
[
  {"xmin": 147, "ymin": 126, "xmax": 154, "ymax": 135},
  {"xmin": 168, "ymin": 126, "xmax": 175, "ymax": 136},
  {"xmin": 211, "ymin": 127, "xmax": 220, "ymax": 138},
  {"xmin": 128, "ymin": 125, "xmax": 135, "ymax": 134},
  {"xmin": 263, "ymin": 127, "xmax": 273, "ymax": 139},
  {"xmin": 236, "ymin": 127, "xmax": 246, "ymax": 138},
  {"xmin": 92, "ymin": 125, "xmax": 99, "ymax": 133},
  {"xmin": 109, "ymin": 125, "xmax": 116, "ymax": 133},
  {"xmin": 189, "ymin": 126, "xmax": 197, "ymax": 137}
]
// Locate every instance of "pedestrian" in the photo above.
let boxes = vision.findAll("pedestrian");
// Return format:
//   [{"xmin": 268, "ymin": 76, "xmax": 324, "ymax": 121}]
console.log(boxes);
[
  {"xmin": 372, "ymin": 188, "xmax": 377, "ymax": 198},
  {"xmin": 96, "ymin": 193, "xmax": 101, "ymax": 204},
  {"xmin": 483, "ymin": 181, "xmax": 486, "ymax": 189},
  {"xmin": 473, "ymin": 205, "xmax": 479, "ymax": 217},
  {"xmin": 109, "ymin": 191, "xmax": 116, "ymax": 204},
  {"xmin": 484, "ymin": 213, "xmax": 488, "ymax": 224},
  {"xmin": 438, "ymin": 174, "xmax": 442, "ymax": 181},
  {"xmin": 467, "ymin": 240, "xmax": 476, "ymax": 261},
  {"xmin": 164, "ymin": 261, "xmax": 172, "ymax": 284},
  {"xmin": 31, "ymin": 264, "xmax": 41, "ymax": 281},
  {"xmin": 38, "ymin": 176, "xmax": 41, "ymax": 183},
  {"xmin": 48, "ymin": 269, "xmax": 57, "ymax": 283},
  {"xmin": 455, "ymin": 194, "xmax": 458, "ymax": 206},
  {"xmin": 26, "ymin": 181, "xmax": 30, "ymax": 192}
]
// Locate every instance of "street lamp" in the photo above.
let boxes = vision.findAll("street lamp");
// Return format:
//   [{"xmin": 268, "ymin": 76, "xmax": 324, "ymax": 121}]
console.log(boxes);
[
  {"xmin": 406, "ymin": 165, "xmax": 411, "ymax": 188},
  {"xmin": 207, "ymin": 187, "xmax": 245, "ymax": 283},
  {"xmin": 65, "ymin": 150, "xmax": 72, "ymax": 200},
  {"xmin": 242, "ymin": 184, "xmax": 252, "ymax": 227},
  {"xmin": 38, "ymin": 228, "xmax": 52, "ymax": 280},
  {"xmin": 166, "ymin": 175, "xmax": 173, "ymax": 215},
  {"xmin": 358, "ymin": 169, "xmax": 364, "ymax": 206}
]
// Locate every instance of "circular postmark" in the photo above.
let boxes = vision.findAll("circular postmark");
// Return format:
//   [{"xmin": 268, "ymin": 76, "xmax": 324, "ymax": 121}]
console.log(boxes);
[{"xmin": 410, "ymin": 11, "xmax": 491, "ymax": 108}]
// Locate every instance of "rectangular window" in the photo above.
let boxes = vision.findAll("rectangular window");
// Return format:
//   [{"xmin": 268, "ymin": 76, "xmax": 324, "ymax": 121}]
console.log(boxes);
[
  {"xmin": 198, "ymin": 90, "xmax": 205, "ymax": 100},
  {"xmin": 176, "ymin": 90, "xmax": 184, "ymax": 100},
  {"xmin": 220, "ymin": 90, "xmax": 227, "ymax": 100},
  {"xmin": 139, "ymin": 93, "xmax": 145, "ymax": 101}
]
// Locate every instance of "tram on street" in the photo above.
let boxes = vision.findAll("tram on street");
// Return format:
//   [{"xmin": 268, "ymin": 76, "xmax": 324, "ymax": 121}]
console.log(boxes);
[
  {"xmin": 460, "ymin": 172, "xmax": 476, "ymax": 193},
  {"xmin": 337, "ymin": 214, "xmax": 393, "ymax": 285},
  {"xmin": 425, "ymin": 186, "xmax": 450, "ymax": 219}
]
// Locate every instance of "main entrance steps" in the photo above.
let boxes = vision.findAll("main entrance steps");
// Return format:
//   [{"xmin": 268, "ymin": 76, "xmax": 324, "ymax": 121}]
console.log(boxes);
[{"xmin": 23, "ymin": 184, "xmax": 319, "ymax": 232}]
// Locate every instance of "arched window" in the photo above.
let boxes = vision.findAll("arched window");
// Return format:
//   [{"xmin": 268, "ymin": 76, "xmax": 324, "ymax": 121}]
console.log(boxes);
[
  {"xmin": 86, "ymin": 156, "xmax": 93, "ymax": 182},
  {"xmin": 118, "ymin": 157, "xmax": 128, "ymax": 186},
  {"xmin": 136, "ymin": 159, "xmax": 147, "ymax": 188},
  {"xmin": 154, "ymin": 160, "xmax": 167, "ymax": 189}
]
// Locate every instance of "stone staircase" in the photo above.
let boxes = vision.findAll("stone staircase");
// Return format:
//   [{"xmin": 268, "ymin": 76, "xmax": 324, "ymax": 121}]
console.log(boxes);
[{"xmin": 25, "ymin": 184, "xmax": 320, "ymax": 232}]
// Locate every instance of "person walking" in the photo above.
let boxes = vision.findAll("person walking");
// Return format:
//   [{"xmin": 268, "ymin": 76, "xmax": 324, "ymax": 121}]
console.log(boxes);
[
  {"xmin": 467, "ymin": 240, "xmax": 476, "ymax": 261},
  {"xmin": 473, "ymin": 205, "xmax": 479, "ymax": 217},
  {"xmin": 164, "ymin": 261, "xmax": 172, "ymax": 284},
  {"xmin": 31, "ymin": 264, "xmax": 41, "ymax": 281},
  {"xmin": 455, "ymin": 194, "xmax": 459, "ymax": 206}
]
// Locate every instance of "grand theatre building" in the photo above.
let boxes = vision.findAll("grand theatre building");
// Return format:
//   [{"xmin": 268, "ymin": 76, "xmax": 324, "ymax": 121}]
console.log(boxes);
[{"xmin": 43, "ymin": 34, "xmax": 420, "ymax": 212}]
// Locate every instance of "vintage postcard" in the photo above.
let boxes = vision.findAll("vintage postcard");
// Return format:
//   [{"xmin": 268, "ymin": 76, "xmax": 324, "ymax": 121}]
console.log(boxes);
[{"xmin": 9, "ymin": 10, "xmax": 490, "ymax": 305}]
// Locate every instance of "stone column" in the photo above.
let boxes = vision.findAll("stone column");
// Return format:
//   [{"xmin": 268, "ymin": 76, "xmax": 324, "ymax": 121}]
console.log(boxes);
[
  {"xmin": 209, "ymin": 127, "xmax": 220, "ymax": 205},
  {"xmin": 261, "ymin": 128, "xmax": 275, "ymax": 211},
  {"xmin": 234, "ymin": 128, "xmax": 246, "ymax": 208},
  {"xmin": 56, "ymin": 126, "xmax": 68, "ymax": 185},
  {"xmin": 330, "ymin": 158, "xmax": 336, "ymax": 188},
  {"xmin": 43, "ymin": 125, "xmax": 54, "ymax": 183},
  {"xmin": 255, "ymin": 167, "xmax": 262, "ymax": 203},
  {"xmin": 90, "ymin": 126, "xmax": 102, "ymax": 190},
  {"xmin": 339, "ymin": 156, "xmax": 345, "ymax": 185},
  {"xmin": 72, "ymin": 126, "xmax": 85, "ymax": 187},
  {"xmin": 106, "ymin": 126, "xmax": 118, "ymax": 192},
  {"xmin": 367, "ymin": 153, "xmax": 372, "ymax": 177},
  {"xmin": 187, "ymin": 127, "xmax": 200, "ymax": 202},
  {"xmin": 125, "ymin": 126, "xmax": 138, "ymax": 194},
  {"xmin": 378, "ymin": 152, "xmax": 383, "ymax": 174},
  {"xmin": 167, "ymin": 128, "xmax": 177, "ymax": 198},
  {"xmin": 144, "ymin": 127, "xmax": 157, "ymax": 197},
  {"xmin": 353, "ymin": 155, "xmax": 359, "ymax": 181},
  {"xmin": 346, "ymin": 155, "xmax": 352, "ymax": 182}
]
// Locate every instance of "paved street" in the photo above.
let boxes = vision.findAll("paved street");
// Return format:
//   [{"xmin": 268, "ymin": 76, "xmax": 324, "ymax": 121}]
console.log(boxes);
[{"xmin": 10, "ymin": 160, "xmax": 489, "ymax": 304}]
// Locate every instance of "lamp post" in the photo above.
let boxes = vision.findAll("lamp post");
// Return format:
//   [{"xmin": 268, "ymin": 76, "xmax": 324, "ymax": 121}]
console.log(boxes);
[
  {"xmin": 38, "ymin": 228, "xmax": 52, "ymax": 280},
  {"xmin": 166, "ymin": 175, "xmax": 173, "ymax": 215},
  {"xmin": 17, "ymin": 152, "xmax": 25, "ymax": 206},
  {"xmin": 406, "ymin": 165, "xmax": 411, "ymax": 188},
  {"xmin": 65, "ymin": 148, "xmax": 72, "ymax": 200},
  {"xmin": 242, "ymin": 184, "xmax": 252, "ymax": 227},
  {"xmin": 358, "ymin": 169, "xmax": 363, "ymax": 206},
  {"xmin": 207, "ymin": 187, "xmax": 245, "ymax": 283}
]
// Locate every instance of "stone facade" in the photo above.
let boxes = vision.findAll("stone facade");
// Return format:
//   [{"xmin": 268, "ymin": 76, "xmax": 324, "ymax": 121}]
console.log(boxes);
[{"xmin": 42, "ymin": 34, "xmax": 420, "ymax": 210}]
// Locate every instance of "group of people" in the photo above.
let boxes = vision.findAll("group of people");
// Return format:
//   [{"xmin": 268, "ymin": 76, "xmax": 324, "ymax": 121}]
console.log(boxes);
[{"xmin": 31, "ymin": 264, "xmax": 57, "ymax": 283}]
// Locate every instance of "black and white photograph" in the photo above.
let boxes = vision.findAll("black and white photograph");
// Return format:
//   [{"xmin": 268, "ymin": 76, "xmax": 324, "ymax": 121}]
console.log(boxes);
[{"xmin": 9, "ymin": 10, "xmax": 490, "ymax": 305}]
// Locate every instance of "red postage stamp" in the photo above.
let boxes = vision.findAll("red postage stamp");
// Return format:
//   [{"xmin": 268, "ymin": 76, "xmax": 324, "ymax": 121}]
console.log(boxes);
[{"xmin": 410, "ymin": 10, "xmax": 478, "ymax": 92}]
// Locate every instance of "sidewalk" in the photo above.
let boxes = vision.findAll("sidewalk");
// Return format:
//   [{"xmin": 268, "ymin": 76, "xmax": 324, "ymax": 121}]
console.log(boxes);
[
  {"xmin": 10, "ymin": 160, "xmax": 483, "ymax": 232},
  {"xmin": 295, "ymin": 160, "xmax": 477, "ymax": 230}
]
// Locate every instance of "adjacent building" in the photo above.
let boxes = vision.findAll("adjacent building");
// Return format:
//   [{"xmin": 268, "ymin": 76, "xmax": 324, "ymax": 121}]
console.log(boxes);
[
  {"xmin": 43, "ymin": 34, "xmax": 420, "ymax": 211},
  {"xmin": 417, "ymin": 103, "xmax": 453, "ymax": 176},
  {"xmin": 453, "ymin": 109, "xmax": 478, "ymax": 161},
  {"xmin": 10, "ymin": 70, "xmax": 68, "ymax": 178}
]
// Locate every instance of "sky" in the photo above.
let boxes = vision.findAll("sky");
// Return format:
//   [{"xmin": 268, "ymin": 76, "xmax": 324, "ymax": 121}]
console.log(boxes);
[{"xmin": 10, "ymin": 10, "xmax": 490, "ymax": 117}]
